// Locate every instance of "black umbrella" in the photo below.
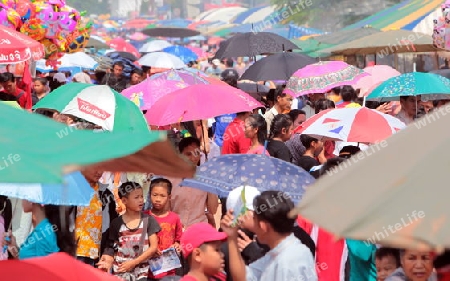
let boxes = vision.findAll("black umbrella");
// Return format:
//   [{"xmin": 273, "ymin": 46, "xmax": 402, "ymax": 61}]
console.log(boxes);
[
  {"xmin": 142, "ymin": 27, "xmax": 200, "ymax": 38},
  {"xmin": 214, "ymin": 32, "xmax": 299, "ymax": 59},
  {"xmin": 106, "ymin": 51, "xmax": 138, "ymax": 62},
  {"xmin": 237, "ymin": 82, "xmax": 270, "ymax": 95},
  {"xmin": 240, "ymin": 52, "xmax": 316, "ymax": 81}
]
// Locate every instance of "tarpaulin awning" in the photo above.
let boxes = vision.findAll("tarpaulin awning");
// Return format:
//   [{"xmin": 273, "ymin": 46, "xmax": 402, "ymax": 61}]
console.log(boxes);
[
  {"xmin": 344, "ymin": 0, "xmax": 442, "ymax": 31},
  {"xmin": 232, "ymin": 6, "xmax": 269, "ymax": 24}
]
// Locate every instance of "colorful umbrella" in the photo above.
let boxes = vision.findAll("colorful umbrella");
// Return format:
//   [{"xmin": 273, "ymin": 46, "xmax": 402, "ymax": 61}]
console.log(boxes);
[
  {"xmin": 123, "ymin": 19, "xmax": 154, "ymax": 29},
  {"xmin": 354, "ymin": 65, "xmax": 401, "ymax": 97},
  {"xmin": 139, "ymin": 40, "xmax": 172, "ymax": 53},
  {"xmin": 138, "ymin": 52, "xmax": 186, "ymax": 69},
  {"xmin": 289, "ymin": 107, "xmax": 450, "ymax": 250},
  {"xmin": 181, "ymin": 154, "xmax": 315, "ymax": 202},
  {"xmin": 0, "ymin": 172, "xmax": 93, "ymax": 206},
  {"xmin": 0, "ymin": 252, "xmax": 122, "ymax": 280},
  {"xmin": 186, "ymin": 46, "xmax": 209, "ymax": 59},
  {"xmin": 207, "ymin": 36, "xmax": 224, "ymax": 45},
  {"xmin": 367, "ymin": 72, "xmax": 450, "ymax": 101},
  {"xmin": 33, "ymin": 84, "xmax": 148, "ymax": 132},
  {"xmin": 0, "ymin": 101, "xmax": 195, "ymax": 184},
  {"xmin": 122, "ymin": 69, "xmax": 209, "ymax": 110},
  {"xmin": 142, "ymin": 27, "xmax": 200, "ymax": 38},
  {"xmin": 145, "ymin": 84, "xmax": 262, "ymax": 126},
  {"xmin": 129, "ymin": 32, "xmax": 148, "ymax": 41},
  {"xmin": 295, "ymin": 107, "xmax": 406, "ymax": 143},
  {"xmin": 37, "ymin": 53, "xmax": 98, "ymax": 71},
  {"xmin": 107, "ymin": 38, "xmax": 140, "ymax": 59},
  {"xmin": 285, "ymin": 61, "xmax": 369, "ymax": 97},
  {"xmin": 0, "ymin": 25, "xmax": 44, "ymax": 63},
  {"xmin": 162, "ymin": 45, "xmax": 198, "ymax": 64},
  {"xmin": 1, "ymin": 101, "xmax": 20, "ymax": 109}
]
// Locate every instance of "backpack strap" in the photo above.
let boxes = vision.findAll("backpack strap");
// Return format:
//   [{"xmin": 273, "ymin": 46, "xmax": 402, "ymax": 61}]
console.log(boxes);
[{"xmin": 16, "ymin": 91, "xmax": 25, "ymax": 100}]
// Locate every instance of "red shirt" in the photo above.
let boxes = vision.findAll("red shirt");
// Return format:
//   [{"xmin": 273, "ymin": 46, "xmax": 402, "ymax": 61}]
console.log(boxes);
[
  {"xmin": 11, "ymin": 87, "xmax": 26, "ymax": 108},
  {"xmin": 146, "ymin": 211, "xmax": 183, "ymax": 279},
  {"xmin": 221, "ymin": 118, "xmax": 251, "ymax": 154}
]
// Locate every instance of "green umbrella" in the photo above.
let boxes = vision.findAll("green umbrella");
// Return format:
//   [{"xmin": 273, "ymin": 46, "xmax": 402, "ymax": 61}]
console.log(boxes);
[
  {"xmin": 1, "ymin": 101, "xmax": 21, "ymax": 109},
  {"xmin": 34, "ymin": 84, "xmax": 148, "ymax": 132},
  {"xmin": 367, "ymin": 72, "xmax": 450, "ymax": 101},
  {"xmin": 0, "ymin": 102, "xmax": 195, "ymax": 184}
]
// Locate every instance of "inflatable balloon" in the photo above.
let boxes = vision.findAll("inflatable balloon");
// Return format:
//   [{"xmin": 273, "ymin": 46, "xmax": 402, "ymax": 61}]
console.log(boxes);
[
  {"xmin": 20, "ymin": 18, "xmax": 45, "ymax": 40},
  {"xmin": 16, "ymin": 1, "xmax": 35, "ymax": 20},
  {"xmin": 59, "ymin": 11, "xmax": 76, "ymax": 31},
  {"xmin": 5, "ymin": 8, "xmax": 22, "ymax": 28}
]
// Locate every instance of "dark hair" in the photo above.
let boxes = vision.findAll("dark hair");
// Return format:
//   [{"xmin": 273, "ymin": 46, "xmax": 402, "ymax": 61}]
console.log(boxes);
[
  {"xmin": 266, "ymin": 89, "xmax": 276, "ymax": 103},
  {"xmin": 269, "ymin": 114, "xmax": 292, "ymax": 139},
  {"xmin": 178, "ymin": 137, "xmax": 201, "ymax": 153},
  {"xmin": 113, "ymin": 61, "xmax": 125, "ymax": 69},
  {"xmin": 225, "ymin": 59, "xmax": 234, "ymax": 68},
  {"xmin": 375, "ymin": 247, "xmax": 401, "ymax": 267},
  {"xmin": 274, "ymin": 85, "xmax": 287, "ymax": 101},
  {"xmin": 246, "ymin": 114, "xmax": 267, "ymax": 145},
  {"xmin": 0, "ymin": 196, "xmax": 12, "ymax": 232},
  {"xmin": 150, "ymin": 178, "xmax": 173, "ymax": 195},
  {"xmin": 33, "ymin": 77, "xmax": 48, "ymax": 86},
  {"xmin": 300, "ymin": 134, "xmax": 318, "ymax": 149},
  {"xmin": 131, "ymin": 68, "xmax": 143, "ymax": 76},
  {"xmin": 339, "ymin": 145, "xmax": 361, "ymax": 159},
  {"xmin": 288, "ymin": 109, "xmax": 306, "ymax": 123},
  {"xmin": 330, "ymin": 86, "xmax": 341, "ymax": 95},
  {"xmin": 319, "ymin": 157, "xmax": 346, "ymax": 176},
  {"xmin": 118, "ymin": 181, "xmax": 142, "ymax": 199},
  {"xmin": 253, "ymin": 191, "xmax": 295, "ymax": 234},
  {"xmin": 0, "ymin": 72, "xmax": 15, "ymax": 83},
  {"xmin": 314, "ymin": 99, "xmax": 335, "ymax": 114},
  {"xmin": 220, "ymin": 69, "xmax": 238, "ymax": 88},
  {"xmin": 340, "ymin": 85, "xmax": 357, "ymax": 102},
  {"xmin": 44, "ymin": 205, "xmax": 76, "ymax": 256}
]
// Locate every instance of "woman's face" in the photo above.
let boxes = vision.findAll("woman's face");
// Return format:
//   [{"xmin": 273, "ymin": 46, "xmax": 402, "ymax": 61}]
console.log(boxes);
[
  {"xmin": 281, "ymin": 124, "xmax": 294, "ymax": 142},
  {"xmin": 244, "ymin": 118, "xmax": 257, "ymax": 140},
  {"xmin": 33, "ymin": 81, "xmax": 46, "ymax": 94},
  {"xmin": 400, "ymin": 96, "xmax": 418, "ymax": 117},
  {"xmin": 293, "ymin": 114, "xmax": 306, "ymax": 128},
  {"xmin": 401, "ymin": 250, "xmax": 433, "ymax": 281},
  {"xmin": 182, "ymin": 144, "xmax": 201, "ymax": 165}
]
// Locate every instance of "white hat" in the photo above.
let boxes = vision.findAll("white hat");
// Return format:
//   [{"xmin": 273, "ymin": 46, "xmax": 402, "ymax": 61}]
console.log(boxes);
[
  {"xmin": 212, "ymin": 59, "xmax": 220, "ymax": 66},
  {"xmin": 53, "ymin": 73, "xmax": 66, "ymax": 83},
  {"xmin": 226, "ymin": 186, "xmax": 261, "ymax": 213}
]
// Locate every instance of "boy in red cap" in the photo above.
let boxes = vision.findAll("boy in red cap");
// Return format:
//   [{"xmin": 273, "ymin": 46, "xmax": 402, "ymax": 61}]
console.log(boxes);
[{"xmin": 180, "ymin": 223, "xmax": 227, "ymax": 281}]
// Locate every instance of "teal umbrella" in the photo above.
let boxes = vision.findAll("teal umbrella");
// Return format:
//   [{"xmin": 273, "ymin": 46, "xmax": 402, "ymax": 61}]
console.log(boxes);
[{"xmin": 367, "ymin": 72, "xmax": 450, "ymax": 101}]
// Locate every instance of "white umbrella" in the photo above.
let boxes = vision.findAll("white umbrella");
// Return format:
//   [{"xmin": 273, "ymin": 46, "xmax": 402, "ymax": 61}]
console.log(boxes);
[
  {"xmin": 138, "ymin": 52, "xmax": 186, "ymax": 69},
  {"xmin": 36, "ymin": 52, "xmax": 98, "ymax": 72},
  {"xmin": 139, "ymin": 40, "xmax": 172, "ymax": 53}
]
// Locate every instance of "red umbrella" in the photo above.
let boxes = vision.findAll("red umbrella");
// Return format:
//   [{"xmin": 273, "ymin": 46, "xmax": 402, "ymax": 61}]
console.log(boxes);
[
  {"xmin": 0, "ymin": 252, "xmax": 120, "ymax": 280},
  {"xmin": 0, "ymin": 25, "xmax": 45, "ymax": 64},
  {"xmin": 123, "ymin": 19, "xmax": 154, "ymax": 29},
  {"xmin": 107, "ymin": 38, "xmax": 140, "ymax": 59}
]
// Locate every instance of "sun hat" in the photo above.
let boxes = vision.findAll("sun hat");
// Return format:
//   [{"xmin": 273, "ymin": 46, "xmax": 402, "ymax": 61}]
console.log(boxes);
[{"xmin": 180, "ymin": 223, "xmax": 227, "ymax": 258}]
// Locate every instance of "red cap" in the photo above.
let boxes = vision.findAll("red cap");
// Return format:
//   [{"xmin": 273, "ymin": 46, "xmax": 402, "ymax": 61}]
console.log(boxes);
[{"xmin": 180, "ymin": 223, "xmax": 227, "ymax": 258}]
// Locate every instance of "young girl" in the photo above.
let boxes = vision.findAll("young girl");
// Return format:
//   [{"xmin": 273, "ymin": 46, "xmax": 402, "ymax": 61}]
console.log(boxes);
[
  {"xmin": 98, "ymin": 182, "xmax": 161, "ymax": 281},
  {"xmin": 244, "ymin": 114, "xmax": 269, "ymax": 155},
  {"xmin": 267, "ymin": 114, "xmax": 294, "ymax": 162},
  {"xmin": 145, "ymin": 178, "xmax": 183, "ymax": 280}
]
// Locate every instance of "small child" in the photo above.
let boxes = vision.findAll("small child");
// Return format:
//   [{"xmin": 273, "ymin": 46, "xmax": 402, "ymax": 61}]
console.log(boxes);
[
  {"xmin": 375, "ymin": 247, "xmax": 400, "ymax": 281},
  {"xmin": 98, "ymin": 182, "xmax": 161, "ymax": 281},
  {"xmin": 179, "ymin": 223, "xmax": 227, "ymax": 281},
  {"xmin": 145, "ymin": 178, "xmax": 183, "ymax": 280}
]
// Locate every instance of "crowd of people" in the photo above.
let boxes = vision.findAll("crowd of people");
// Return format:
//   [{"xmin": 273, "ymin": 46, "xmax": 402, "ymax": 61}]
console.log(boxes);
[{"xmin": 1, "ymin": 45, "xmax": 450, "ymax": 281}]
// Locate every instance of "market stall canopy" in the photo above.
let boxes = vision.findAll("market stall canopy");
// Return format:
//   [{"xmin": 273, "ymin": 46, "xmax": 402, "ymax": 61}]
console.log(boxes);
[
  {"xmin": 313, "ymin": 26, "xmax": 380, "ymax": 45},
  {"xmin": 320, "ymin": 29, "xmax": 438, "ymax": 55},
  {"xmin": 0, "ymin": 25, "xmax": 44, "ymax": 63}
]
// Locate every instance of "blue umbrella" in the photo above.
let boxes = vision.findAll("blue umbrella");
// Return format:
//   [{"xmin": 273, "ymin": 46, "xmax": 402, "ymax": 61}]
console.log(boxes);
[
  {"xmin": 162, "ymin": 45, "xmax": 198, "ymax": 64},
  {"xmin": 181, "ymin": 154, "xmax": 315, "ymax": 203},
  {"xmin": 0, "ymin": 172, "xmax": 94, "ymax": 206}
]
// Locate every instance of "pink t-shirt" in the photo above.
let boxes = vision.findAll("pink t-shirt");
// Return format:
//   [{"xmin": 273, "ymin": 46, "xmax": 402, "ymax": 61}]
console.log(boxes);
[{"xmin": 247, "ymin": 145, "xmax": 270, "ymax": 156}]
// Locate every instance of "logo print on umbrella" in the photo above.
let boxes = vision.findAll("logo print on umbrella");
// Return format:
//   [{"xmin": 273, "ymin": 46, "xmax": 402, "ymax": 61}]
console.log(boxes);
[
  {"xmin": 77, "ymin": 98, "xmax": 111, "ymax": 120},
  {"xmin": 130, "ymin": 92, "xmax": 144, "ymax": 108}
]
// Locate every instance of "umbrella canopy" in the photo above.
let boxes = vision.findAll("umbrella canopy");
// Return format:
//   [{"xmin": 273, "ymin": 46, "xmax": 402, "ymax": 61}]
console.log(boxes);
[
  {"xmin": 367, "ymin": 72, "xmax": 450, "ymax": 101},
  {"xmin": 121, "ymin": 69, "xmax": 209, "ymax": 110},
  {"xmin": 142, "ymin": 27, "xmax": 200, "ymax": 38},
  {"xmin": 138, "ymin": 52, "xmax": 186, "ymax": 69},
  {"xmin": 313, "ymin": 27, "xmax": 380, "ymax": 45},
  {"xmin": 0, "ymin": 102, "xmax": 195, "ymax": 184},
  {"xmin": 139, "ymin": 40, "xmax": 172, "ymax": 53},
  {"xmin": 34, "ymin": 84, "xmax": 148, "ymax": 132},
  {"xmin": 123, "ymin": 19, "xmax": 154, "ymax": 29},
  {"xmin": 321, "ymin": 30, "xmax": 437, "ymax": 55},
  {"xmin": 0, "ymin": 252, "xmax": 124, "ymax": 280},
  {"xmin": 129, "ymin": 32, "xmax": 148, "ymax": 41},
  {"xmin": 186, "ymin": 46, "xmax": 209, "ymax": 59},
  {"xmin": 214, "ymin": 32, "xmax": 299, "ymax": 59},
  {"xmin": 145, "ymin": 84, "xmax": 262, "ymax": 126},
  {"xmin": 429, "ymin": 69, "xmax": 450, "ymax": 79},
  {"xmin": 0, "ymin": 172, "xmax": 93, "ymax": 206},
  {"xmin": 43, "ymin": 52, "xmax": 98, "ymax": 70},
  {"xmin": 295, "ymin": 107, "xmax": 406, "ymax": 143},
  {"xmin": 285, "ymin": 61, "xmax": 369, "ymax": 97},
  {"xmin": 106, "ymin": 51, "xmax": 138, "ymax": 62},
  {"xmin": 0, "ymin": 25, "xmax": 45, "ymax": 63},
  {"xmin": 240, "ymin": 52, "xmax": 316, "ymax": 81},
  {"xmin": 85, "ymin": 37, "xmax": 109, "ymax": 49},
  {"xmin": 290, "ymin": 107, "xmax": 450, "ymax": 250},
  {"xmin": 162, "ymin": 45, "xmax": 198, "ymax": 64},
  {"xmin": 107, "ymin": 38, "xmax": 140, "ymax": 58},
  {"xmin": 237, "ymin": 82, "xmax": 270, "ymax": 95},
  {"xmin": 292, "ymin": 38, "xmax": 335, "ymax": 58},
  {"xmin": 354, "ymin": 65, "xmax": 401, "ymax": 97},
  {"xmin": 181, "ymin": 154, "xmax": 315, "ymax": 202}
]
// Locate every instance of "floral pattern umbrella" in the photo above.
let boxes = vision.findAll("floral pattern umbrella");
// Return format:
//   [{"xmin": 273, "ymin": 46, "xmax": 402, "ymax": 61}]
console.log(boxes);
[{"xmin": 285, "ymin": 61, "xmax": 369, "ymax": 97}]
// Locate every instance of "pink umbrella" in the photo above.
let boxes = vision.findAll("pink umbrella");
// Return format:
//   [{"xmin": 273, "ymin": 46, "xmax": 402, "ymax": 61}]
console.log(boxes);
[
  {"xmin": 129, "ymin": 32, "xmax": 148, "ymax": 41},
  {"xmin": 107, "ymin": 38, "xmax": 140, "ymax": 58},
  {"xmin": 285, "ymin": 61, "xmax": 369, "ymax": 97},
  {"xmin": 186, "ymin": 46, "xmax": 209, "ymax": 59},
  {"xmin": 145, "ymin": 84, "xmax": 263, "ymax": 126},
  {"xmin": 354, "ymin": 65, "xmax": 401, "ymax": 97},
  {"xmin": 122, "ymin": 69, "xmax": 210, "ymax": 110}
]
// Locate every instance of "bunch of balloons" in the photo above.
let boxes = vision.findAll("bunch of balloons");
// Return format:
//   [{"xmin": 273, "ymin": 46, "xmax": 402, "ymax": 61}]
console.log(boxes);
[
  {"xmin": 0, "ymin": 0, "xmax": 92, "ymax": 67},
  {"xmin": 433, "ymin": 0, "xmax": 450, "ymax": 50}
]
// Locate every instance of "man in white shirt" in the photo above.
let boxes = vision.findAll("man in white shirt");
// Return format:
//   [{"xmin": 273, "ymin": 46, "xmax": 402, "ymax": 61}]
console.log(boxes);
[
  {"xmin": 221, "ymin": 191, "xmax": 317, "ymax": 281},
  {"xmin": 264, "ymin": 87, "xmax": 293, "ymax": 133}
]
